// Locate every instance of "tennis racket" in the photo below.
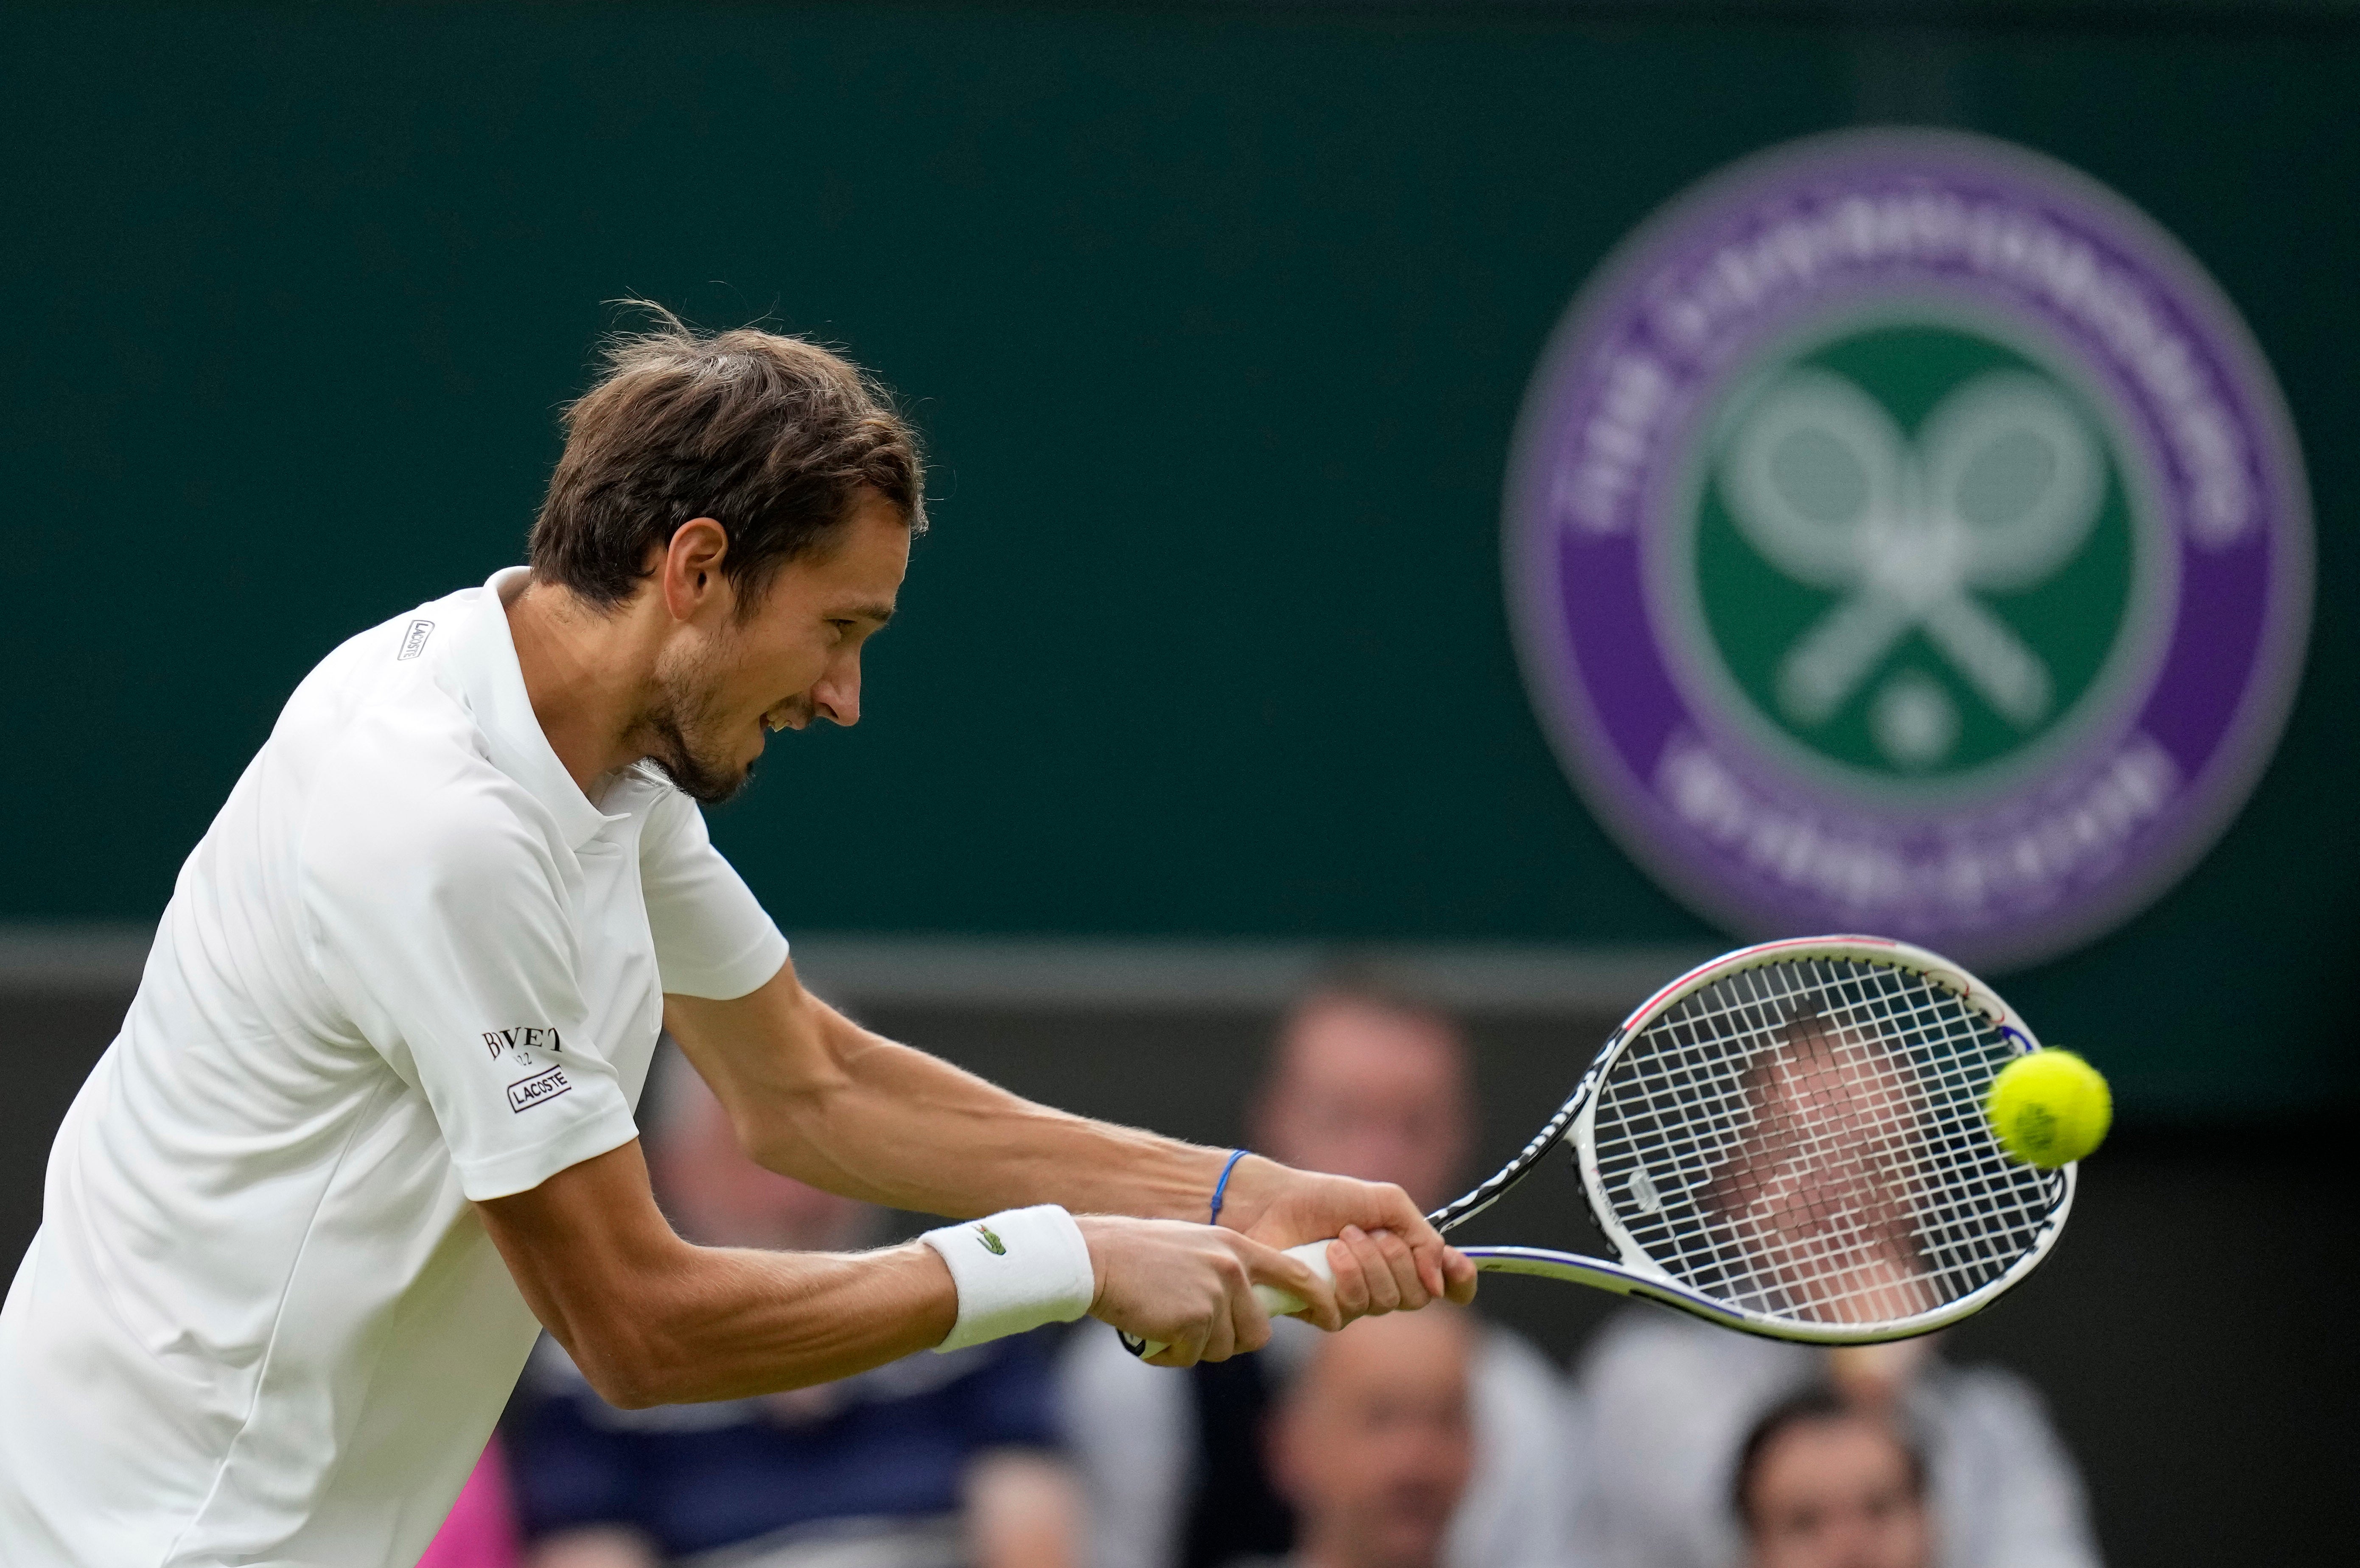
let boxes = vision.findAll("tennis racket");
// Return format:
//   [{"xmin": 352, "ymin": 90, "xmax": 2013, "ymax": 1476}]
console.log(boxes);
[{"xmin": 1127, "ymin": 934, "xmax": 2075, "ymax": 1356}]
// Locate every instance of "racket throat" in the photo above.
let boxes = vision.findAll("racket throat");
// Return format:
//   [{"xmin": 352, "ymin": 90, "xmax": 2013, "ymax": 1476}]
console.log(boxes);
[
  {"xmin": 1459, "ymin": 1246, "xmax": 1946, "ymax": 1344},
  {"xmin": 1459, "ymin": 1245, "xmax": 1767, "ymax": 1332}
]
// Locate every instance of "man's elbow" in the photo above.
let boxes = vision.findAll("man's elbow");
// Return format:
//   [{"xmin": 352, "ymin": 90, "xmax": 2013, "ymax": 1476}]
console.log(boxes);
[
  {"xmin": 580, "ymin": 1364, "xmax": 666, "ymax": 1412},
  {"xmin": 567, "ymin": 1326, "xmax": 687, "ymax": 1411}
]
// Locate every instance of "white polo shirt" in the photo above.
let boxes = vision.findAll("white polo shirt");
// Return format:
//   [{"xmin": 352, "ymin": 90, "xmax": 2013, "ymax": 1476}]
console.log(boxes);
[{"xmin": 0, "ymin": 569, "xmax": 789, "ymax": 1568}]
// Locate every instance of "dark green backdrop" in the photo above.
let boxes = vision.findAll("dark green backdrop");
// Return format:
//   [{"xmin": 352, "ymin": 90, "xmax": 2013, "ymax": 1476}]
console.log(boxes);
[{"xmin": 3, "ymin": 1, "xmax": 2353, "ymax": 1112}]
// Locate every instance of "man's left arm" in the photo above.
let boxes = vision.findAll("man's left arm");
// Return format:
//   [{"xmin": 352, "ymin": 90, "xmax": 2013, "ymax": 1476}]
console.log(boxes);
[{"xmin": 663, "ymin": 960, "xmax": 1478, "ymax": 1318}]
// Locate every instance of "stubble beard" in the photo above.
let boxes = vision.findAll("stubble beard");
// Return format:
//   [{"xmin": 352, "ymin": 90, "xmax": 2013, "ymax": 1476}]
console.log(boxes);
[{"xmin": 640, "ymin": 641, "xmax": 756, "ymax": 806}]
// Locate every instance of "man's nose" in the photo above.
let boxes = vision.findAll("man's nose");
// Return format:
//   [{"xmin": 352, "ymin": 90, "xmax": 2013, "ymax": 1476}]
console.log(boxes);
[{"xmin": 813, "ymin": 655, "xmax": 862, "ymax": 727}]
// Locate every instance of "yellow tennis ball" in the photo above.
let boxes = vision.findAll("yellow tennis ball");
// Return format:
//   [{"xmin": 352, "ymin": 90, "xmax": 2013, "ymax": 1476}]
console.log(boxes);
[{"xmin": 1987, "ymin": 1049, "xmax": 2111, "ymax": 1167}]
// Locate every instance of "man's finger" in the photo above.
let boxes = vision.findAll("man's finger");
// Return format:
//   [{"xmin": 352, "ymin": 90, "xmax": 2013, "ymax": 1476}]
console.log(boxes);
[
  {"xmin": 1411, "ymin": 1238, "xmax": 1446, "ymax": 1299},
  {"xmin": 1367, "ymin": 1227, "xmax": 1429, "ymax": 1311},
  {"xmin": 1220, "ymin": 1250, "xmax": 1273, "ymax": 1362},
  {"xmin": 1145, "ymin": 1325, "xmax": 1200, "ymax": 1369},
  {"xmin": 1287, "ymin": 1243, "xmax": 1344, "ymax": 1333},
  {"xmin": 1237, "ymin": 1233, "xmax": 1342, "ymax": 1333},
  {"xmin": 1223, "ymin": 1280, "xmax": 1272, "ymax": 1360},
  {"xmin": 1340, "ymin": 1226, "xmax": 1388, "ymax": 1311},
  {"xmin": 1372, "ymin": 1185, "xmax": 1449, "ymax": 1253},
  {"xmin": 1327, "ymin": 1225, "xmax": 1375, "ymax": 1318},
  {"xmin": 1442, "ymin": 1245, "xmax": 1479, "ymax": 1305},
  {"xmin": 1201, "ymin": 1306, "xmax": 1236, "ymax": 1365}
]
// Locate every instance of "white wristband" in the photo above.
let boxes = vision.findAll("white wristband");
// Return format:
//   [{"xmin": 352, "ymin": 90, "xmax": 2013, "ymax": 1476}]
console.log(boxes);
[{"xmin": 920, "ymin": 1204, "xmax": 1097, "ymax": 1353}]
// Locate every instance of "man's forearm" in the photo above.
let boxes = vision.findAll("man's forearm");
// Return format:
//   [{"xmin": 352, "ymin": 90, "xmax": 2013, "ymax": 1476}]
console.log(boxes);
[
  {"xmin": 668, "ymin": 975, "xmax": 1235, "ymax": 1225},
  {"xmin": 607, "ymin": 1240, "xmax": 956, "ymax": 1404},
  {"xmin": 754, "ymin": 1030, "xmax": 1232, "ymax": 1221},
  {"xmin": 477, "ymin": 1142, "xmax": 957, "ymax": 1406}
]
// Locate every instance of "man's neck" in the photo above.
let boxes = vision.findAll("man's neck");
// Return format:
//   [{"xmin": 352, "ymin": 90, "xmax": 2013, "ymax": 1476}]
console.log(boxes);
[{"xmin": 503, "ymin": 579, "xmax": 658, "ymax": 796}]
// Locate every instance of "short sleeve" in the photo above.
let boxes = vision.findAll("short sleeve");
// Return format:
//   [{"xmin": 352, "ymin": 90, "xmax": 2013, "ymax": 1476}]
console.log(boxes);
[
  {"xmin": 638, "ymin": 788, "xmax": 789, "ymax": 1000},
  {"xmin": 302, "ymin": 743, "xmax": 641, "ymax": 1202}
]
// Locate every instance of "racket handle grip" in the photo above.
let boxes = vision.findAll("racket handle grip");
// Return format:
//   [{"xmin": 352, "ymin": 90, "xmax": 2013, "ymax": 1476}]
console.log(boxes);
[
  {"xmin": 1252, "ymin": 1238, "xmax": 1338, "ymax": 1317},
  {"xmin": 1124, "ymin": 1240, "xmax": 1336, "ymax": 1361}
]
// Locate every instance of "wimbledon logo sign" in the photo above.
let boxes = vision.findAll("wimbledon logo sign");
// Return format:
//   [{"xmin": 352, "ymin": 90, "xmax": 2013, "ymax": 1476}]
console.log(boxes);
[{"xmin": 1504, "ymin": 131, "xmax": 2311, "ymax": 968}]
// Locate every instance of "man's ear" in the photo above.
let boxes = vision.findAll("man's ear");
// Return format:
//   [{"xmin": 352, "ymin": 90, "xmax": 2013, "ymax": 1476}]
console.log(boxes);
[{"xmin": 659, "ymin": 519, "xmax": 733, "ymax": 622}]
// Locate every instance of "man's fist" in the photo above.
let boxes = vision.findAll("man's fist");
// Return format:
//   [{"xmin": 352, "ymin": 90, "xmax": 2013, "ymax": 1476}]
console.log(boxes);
[
  {"xmin": 1075, "ymin": 1215, "xmax": 1341, "ymax": 1367},
  {"xmin": 1216, "ymin": 1159, "xmax": 1479, "ymax": 1314}
]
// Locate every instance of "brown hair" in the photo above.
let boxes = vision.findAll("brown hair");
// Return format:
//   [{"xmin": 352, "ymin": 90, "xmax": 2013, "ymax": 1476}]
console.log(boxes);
[
  {"xmin": 529, "ymin": 305, "xmax": 925, "ymax": 613},
  {"xmin": 1731, "ymin": 1386, "xmax": 1926, "ymax": 1530}
]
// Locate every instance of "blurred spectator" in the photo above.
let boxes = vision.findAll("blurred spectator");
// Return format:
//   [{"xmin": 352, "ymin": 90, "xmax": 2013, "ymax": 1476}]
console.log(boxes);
[
  {"xmin": 1733, "ymin": 1389, "xmax": 1929, "ymax": 1568},
  {"xmin": 1575, "ymin": 1310, "xmax": 2099, "ymax": 1568},
  {"xmin": 1257, "ymin": 1306, "xmax": 1479, "ymax": 1568},
  {"xmin": 504, "ymin": 1047, "xmax": 1079, "ymax": 1568},
  {"xmin": 1058, "ymin": 982, "xmax": 1581, "ymax": 1568}
]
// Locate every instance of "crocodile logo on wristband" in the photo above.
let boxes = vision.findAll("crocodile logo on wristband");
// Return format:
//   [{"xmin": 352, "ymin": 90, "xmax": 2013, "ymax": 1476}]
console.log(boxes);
[{"xmin": 973, "ymin": 1224, "xmax": 1006, "ymax": 1256}]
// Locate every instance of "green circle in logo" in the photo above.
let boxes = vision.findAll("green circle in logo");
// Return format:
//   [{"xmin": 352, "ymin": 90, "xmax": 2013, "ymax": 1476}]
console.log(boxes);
[{"xmin": 1683, "ymin": 324, "xmax": 2143, "ymax": 786}]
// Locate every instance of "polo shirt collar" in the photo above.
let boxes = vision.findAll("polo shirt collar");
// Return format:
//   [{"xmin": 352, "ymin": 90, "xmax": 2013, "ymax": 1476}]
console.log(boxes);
[{"xmin": 448, "ymin": 567, "xmax": 628, "ymax": 852}]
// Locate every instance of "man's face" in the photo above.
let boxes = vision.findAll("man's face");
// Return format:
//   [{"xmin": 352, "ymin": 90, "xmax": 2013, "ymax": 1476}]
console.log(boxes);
[
  {"xmin": 1747, "ymin": 1417, "xmax": 1932, "ymax": 1568},
  {"xmin": 1271, "ymin": 1311, "xmax": 1475, "ymax": 1568},
  {"xmin": 638, "ymin": 491, "xmax": 908, "ymax": 802},
  {"xmin": 1255, "ymin": 996, "xmax": 1472, "ymax": 1211}
]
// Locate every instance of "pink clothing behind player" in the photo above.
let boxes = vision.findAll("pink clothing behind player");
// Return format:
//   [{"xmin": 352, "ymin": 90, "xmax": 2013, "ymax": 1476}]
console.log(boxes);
[{"xmin": 418, "ymin": 1443, "xmax": 522, "ymax": 1568}]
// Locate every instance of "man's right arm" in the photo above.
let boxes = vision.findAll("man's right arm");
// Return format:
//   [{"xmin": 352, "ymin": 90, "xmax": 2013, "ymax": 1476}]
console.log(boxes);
[
  {"xmin": 476, "ymin": 1140, "xmax": 1324, "ymax": 1407},
  {"xmin": 477, "ymin": 1139, "xmax": 949, "ymax": 1407}
]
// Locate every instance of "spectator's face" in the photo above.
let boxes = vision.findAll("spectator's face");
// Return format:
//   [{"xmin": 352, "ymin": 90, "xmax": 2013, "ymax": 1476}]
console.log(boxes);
[
  {"xmin": 1254, "ymin": 996, "xmax": 1471, "ymax": 1210},
  {"xmin": 1270, "ymin": 1309, "xmax": 1475, "ymax": 1568},
  {"xmin": 1746, "ymin": 1417, "xmax": 1931, "ymax": 1568}
]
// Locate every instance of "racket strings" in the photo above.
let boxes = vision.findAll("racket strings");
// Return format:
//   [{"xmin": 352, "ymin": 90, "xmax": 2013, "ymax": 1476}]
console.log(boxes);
[{"xmin": 1589, "ymin": 958, "xmax": 2061, "ymax": 1328}]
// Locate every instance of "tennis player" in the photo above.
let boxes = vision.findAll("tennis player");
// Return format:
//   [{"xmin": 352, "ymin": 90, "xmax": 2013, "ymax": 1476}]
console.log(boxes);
[{"xmin": 0, "ymin": 315, "xmax": 1475, "ymax": 1568}]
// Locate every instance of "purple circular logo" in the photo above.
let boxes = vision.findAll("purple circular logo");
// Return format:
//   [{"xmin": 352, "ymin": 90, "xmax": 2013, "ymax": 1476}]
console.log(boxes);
[{"xmin": 1505, "ymin": 130, "xmax": 2311, "ymax": 968}]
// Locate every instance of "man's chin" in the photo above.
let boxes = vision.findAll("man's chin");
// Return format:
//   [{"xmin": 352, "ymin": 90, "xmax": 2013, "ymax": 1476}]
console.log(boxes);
[{"xmin": 652, "ymin": 750, "xmax": 756, "ymax": 806}]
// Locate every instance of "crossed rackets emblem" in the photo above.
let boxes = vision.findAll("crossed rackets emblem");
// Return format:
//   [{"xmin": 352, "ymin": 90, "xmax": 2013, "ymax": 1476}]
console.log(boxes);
[{"xmin": 1717, "ymin": 368, "xmax": 2104, "ymax": 758}]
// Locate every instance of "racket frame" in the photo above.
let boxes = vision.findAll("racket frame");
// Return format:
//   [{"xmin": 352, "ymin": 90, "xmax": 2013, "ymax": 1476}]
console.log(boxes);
[{"xmin": 1433, "ymin": 934, "xmax": 2076, "ymax": 1344}]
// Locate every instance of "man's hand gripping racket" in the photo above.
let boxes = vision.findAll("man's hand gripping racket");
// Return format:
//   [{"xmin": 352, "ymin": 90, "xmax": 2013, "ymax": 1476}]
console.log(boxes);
[
  {"xmin": 1112, "ymin": 1203, "xmax": 1470, "ymax": 1364},
  {"xmin": 1127, "ymin": 935, "xmax": 2079, "ymax": 1358}
]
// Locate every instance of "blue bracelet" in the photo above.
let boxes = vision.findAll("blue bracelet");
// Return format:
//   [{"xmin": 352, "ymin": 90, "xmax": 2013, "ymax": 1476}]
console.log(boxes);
[{"xmin": 1208, "ymin": 1149, "xmax": 1250, "ymax": 1226}]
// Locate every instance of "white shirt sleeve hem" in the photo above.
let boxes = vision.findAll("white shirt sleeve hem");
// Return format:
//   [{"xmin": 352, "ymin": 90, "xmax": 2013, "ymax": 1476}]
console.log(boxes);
[
  {"xmin": 453, "ymin": 1105, "xmax": 643, "ymax": 1202},
  {"xmin": 660, "ymin": 925, "xmax": 789, "ymax": 1002}
]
